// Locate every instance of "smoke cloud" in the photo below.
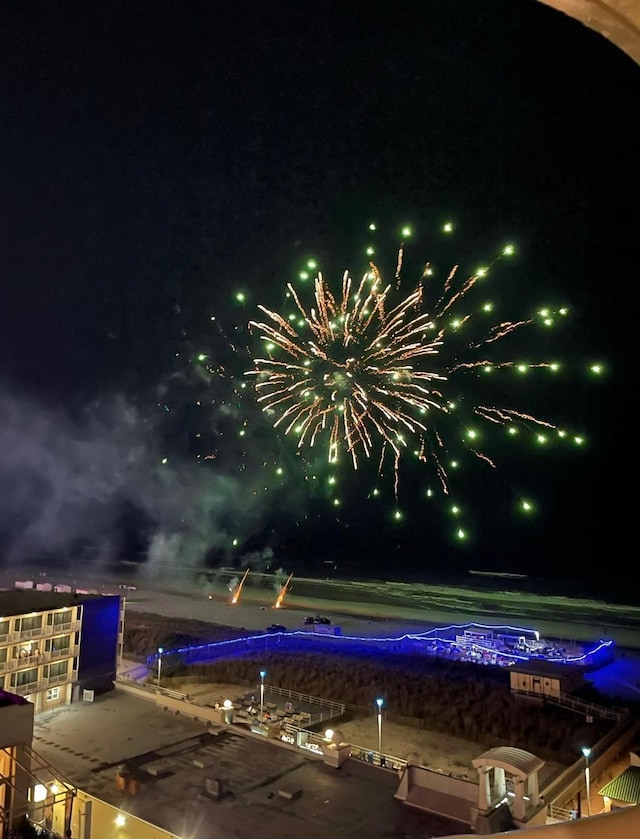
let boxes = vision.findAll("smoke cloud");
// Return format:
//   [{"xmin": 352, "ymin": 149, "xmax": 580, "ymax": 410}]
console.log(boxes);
[{"xmin": 0, "ymin": 390, "xmax": 292, "ymax": 576}]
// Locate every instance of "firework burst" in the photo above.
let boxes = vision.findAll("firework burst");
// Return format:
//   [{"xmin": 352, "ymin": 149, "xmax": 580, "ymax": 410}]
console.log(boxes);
[{"xmin": 246, "ymin": 225, "xmax": 603, "ymax": 539}]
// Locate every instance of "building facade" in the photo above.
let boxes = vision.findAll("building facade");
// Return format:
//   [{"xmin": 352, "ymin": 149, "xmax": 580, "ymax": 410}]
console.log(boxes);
[{"xmin": 0, "ymin": 589, "xmax": 124, "ymax": 715}]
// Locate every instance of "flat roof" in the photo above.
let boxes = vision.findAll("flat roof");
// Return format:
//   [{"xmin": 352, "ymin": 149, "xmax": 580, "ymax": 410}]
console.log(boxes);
[
  {"xmin": 32, "ymin": 691, "xmax": 467, "ymax": 839},
  {"xmin": 510, "ymin": 660, "xmax": 585, "ymax": 678},
  {"xmin": 0, "ymin": 589, "xmax": 118, "ymax": 618}
]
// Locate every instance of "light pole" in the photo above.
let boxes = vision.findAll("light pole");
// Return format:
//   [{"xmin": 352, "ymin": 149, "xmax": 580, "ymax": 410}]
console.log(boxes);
[
  {"xmin": 259, "ymin": 669, "xmax": 267, "ymax": 723},
  {"xmin": 157, "ymin": 647, "xmax": 164, "ymax": 688},
  {"xmin": 582, "ymin": 747, "xmax": 592, "ymax": 817},
  {"xmin": 376, "ymin": 697, "xmax": 384, "ymax": 760}
]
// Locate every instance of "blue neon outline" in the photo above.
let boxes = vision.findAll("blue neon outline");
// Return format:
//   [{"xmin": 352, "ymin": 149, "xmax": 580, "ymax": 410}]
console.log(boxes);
[{"xmin": 146, "ymin": 620, "xmax": 614, "ymax": 669}]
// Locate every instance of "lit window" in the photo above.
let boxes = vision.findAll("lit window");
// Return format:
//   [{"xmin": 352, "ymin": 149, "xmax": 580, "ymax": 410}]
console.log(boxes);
[{"xmin": 46, "ymin": 688, "xmax": 60, "ymax": 702}]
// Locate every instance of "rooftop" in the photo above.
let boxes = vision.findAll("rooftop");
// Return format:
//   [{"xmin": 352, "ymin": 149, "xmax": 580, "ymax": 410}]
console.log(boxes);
[
  {"xmin": 509, "ymin": 660, "xmax": 586, "ymax": 678},
  {"xmin": 0, "ymin": 589, "xmax": 117, "ymax": 618},
  {"xmin": 31, "ymin": 690, "xmax": 468, "ymax": 839},
  {"xmin": 0, "ymin": 689, "xmax": 30, "ymax": 708},
  {"xmin": 598, "ymin": 766, "xmax": 640, "ymax": 804}
]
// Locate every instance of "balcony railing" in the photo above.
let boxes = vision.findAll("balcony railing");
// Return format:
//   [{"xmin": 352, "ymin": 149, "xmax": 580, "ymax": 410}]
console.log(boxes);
[
  {"xmin": 46, "ymin": 672, "xmax": 71, "ymax": 687},
  {"xmin": 7, "ymin": 654, "xmax": 43, "ymax": 672},
  {"xmin": 43, "ymin": 620, "xmax": 80, "ymax": 636},
  {"xmin": 10, "ymin": 627, "xmax": 44, "ymax": 641},
  {"xmin": 13, "ymin": 680, "xmax": 43, "ymax": 697},
  {"xmin": 46, "ymin": 645, "xmax": 78, "ymax": 661},
  {"xmin": 11, "ymin": 669, "xmax": 77, "ymax": 695}
]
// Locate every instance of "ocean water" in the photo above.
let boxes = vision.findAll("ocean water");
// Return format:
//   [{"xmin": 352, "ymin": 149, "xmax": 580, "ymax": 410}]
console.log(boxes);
[{"xmin": 323, "ymin": 565, "xmax": 632, "ymax": 607}]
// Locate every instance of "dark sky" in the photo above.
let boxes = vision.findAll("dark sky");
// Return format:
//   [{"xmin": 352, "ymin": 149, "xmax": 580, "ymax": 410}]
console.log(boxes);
[{"xmin": 0, "ymin": 1, "xmax": 638, "ymax": 586}]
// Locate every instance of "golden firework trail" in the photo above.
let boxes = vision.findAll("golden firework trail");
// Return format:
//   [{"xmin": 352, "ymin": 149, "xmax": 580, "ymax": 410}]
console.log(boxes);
[
  {"xmin": 230, "ymin": 568, "xmax": 250, "ymax": 605},
  {"xmin": 273, "ymin": 573, "xmax": 293, "ymax": 609}
]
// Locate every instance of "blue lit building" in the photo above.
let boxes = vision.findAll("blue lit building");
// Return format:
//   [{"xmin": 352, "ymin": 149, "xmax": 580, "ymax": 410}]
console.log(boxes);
[{"xmin": 0, "ymin": 588, "xmax": 124, "ymax": 714}]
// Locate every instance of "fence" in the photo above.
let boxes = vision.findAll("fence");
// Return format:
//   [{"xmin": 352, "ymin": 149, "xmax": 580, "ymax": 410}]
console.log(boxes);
[
  {"xmin": 261, "ymin": 683, "xmax": 345, "ymax": 724},
  {"xmin": 512, "ymin": 688, "xmax": 628, "ymax": 721},
  {"xmin": 281, "ymin": 718, "xmax": 407, "ymax": 772},
  {"xmin": 539, "ymin": 713, "xmax": 640, "ymax": 813}
]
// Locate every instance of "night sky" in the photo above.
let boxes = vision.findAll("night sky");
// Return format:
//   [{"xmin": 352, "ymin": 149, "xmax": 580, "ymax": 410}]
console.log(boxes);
[{"xmin": 1, "ymin": 1, "xmax": 638, "ymax": 588}]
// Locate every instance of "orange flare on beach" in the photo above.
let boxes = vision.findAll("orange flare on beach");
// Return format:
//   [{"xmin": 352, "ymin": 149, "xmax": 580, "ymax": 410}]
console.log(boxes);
[
  {"xmin": 230, "ymin": 568, "xmax": 250, "ymax": 605},
  {"xmin": 273, "ymin": 573, "xmax": 293, "ymax": 609}
]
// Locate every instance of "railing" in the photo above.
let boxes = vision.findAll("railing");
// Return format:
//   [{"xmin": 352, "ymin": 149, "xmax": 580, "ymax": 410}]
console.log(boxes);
[
  {"xmin": 262, "ymin": 683, "xmax": 346, "ymax": 720},
  {"xmin": 46, "ymin": 672, "xmax": 70, "ymax": 687},
  {"xmin": 549, "ymin": 805, "xmax": 577, "ymax": 822},
  {"xmin": 281, "ymin": 719, "xmax": 406, "ymax": 771},
  {"xmin": 9, "ymin": 654, "xmax": 42, "ymax": 669},
  {"xmin": 47, "ymin": 644, "xmax": 78, "ymax": 661},
  {"xmin": 155, "ymin": 686, "xmax": 190, "ymax": 701},
  {"xmin": 48, "ymin": 620, "xmax": 78, "ymax": 634},
  {"xmin": 12, "ymin": 627, "xmax": 44, "ymax": 641},
  {"xmin": 512, "ymin": 688, "xmax": 628, "ymax": 721},
  {"xmin": 345, "ymin": 743, "xmax": 407, "ymax": 771},
  {"xmin": 13, "ymin": 680, "xmax": 42, "ymax": 696}
]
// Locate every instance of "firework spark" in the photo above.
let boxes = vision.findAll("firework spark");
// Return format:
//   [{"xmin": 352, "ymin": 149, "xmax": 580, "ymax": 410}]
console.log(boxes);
[
  {"xmin": 273, "ymin": 573, "xmax": 293, "ymax": 609},
  {"xmin": 230, "ymin": 568, "xmax": 250, "ymax": 604},
  {"xmin": 246, "ymin": 229, "xmax": 601, "ymax": 537}
]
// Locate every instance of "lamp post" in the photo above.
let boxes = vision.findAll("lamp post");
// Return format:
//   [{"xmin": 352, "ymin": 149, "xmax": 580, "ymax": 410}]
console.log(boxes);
[
  {"xmin": 582, "ymin": 747, "xmax": 592, "ymax": 817},
  {"xmin": 259, "ymin": 669, "xmax": 267, "ymax": 723},
  {"xmin": 157, "ymin": 647, "xmax": 164, "ymax": 688},
  {"xmin": 376, "ymin": 697, "xmax": 384, "ymax": 760}
]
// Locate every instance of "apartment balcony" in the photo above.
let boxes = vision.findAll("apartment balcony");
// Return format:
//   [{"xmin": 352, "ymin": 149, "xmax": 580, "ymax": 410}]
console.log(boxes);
[
  {"xmin": 46, "ymin": 671, "xmax": 76, "ymax": 687},
  {"xmin": 5, "ymin": 654, "xmax": 43, "ymax": 672},
  {"xmin": 42, "ymin": 620, "xmax": 81, "ymax": 636},
  {"xmin": 13, "ymin": 680, "xmax": 44, "ymax": 697},
  {"xmin": 11, "ymin": 670, "xmax": 77, "ymax": 696},
  {"xmin": 8, "ymin": 627, "xmax": 44, "ymax": 642},
  {"xmin": 44, "ymin": 645, "xmax": 79, "ymax": 662}
]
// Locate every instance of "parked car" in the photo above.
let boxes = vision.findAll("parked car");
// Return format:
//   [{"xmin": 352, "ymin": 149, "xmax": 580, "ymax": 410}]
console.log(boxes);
[
  {"xmin": 265, "ymin": 623, "xmax": 287, "ymax": 633},
  {"xmin": 303, "ymin": 615, "xmax": 332, "ymax": 625}
]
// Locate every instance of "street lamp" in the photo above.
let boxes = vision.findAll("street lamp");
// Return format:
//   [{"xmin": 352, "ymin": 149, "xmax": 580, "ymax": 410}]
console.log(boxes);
[
  {"xmin": 259, "ymin": 669, "xmax": 267, "ymax": 723},
  {"xmin": 376, "ymin": 697, "xmax": 384, "ymax": 760},
  {"xmin": 582, "ymin": 747, "xmax": 592, "ymax": 817},
  {"xmin": 157, "ymin": 647, "xmax": 164, "ymax": 688}
]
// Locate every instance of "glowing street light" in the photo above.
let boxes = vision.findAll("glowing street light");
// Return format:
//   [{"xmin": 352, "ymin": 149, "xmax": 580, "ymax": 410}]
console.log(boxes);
[
  {"xmin": 582, "ymin": 747, "xmax": 592, "ymax": 817},
  {"xmin": 157, "ymin": 647, "xmax": 164, "ymax": 688},
  {"xmin": 259, "ymin": 669, "xmax": 267, "ymax": 723},
  {"xmin": 376, "ymin": 697, "xmax": 384, "ymax": 759}
]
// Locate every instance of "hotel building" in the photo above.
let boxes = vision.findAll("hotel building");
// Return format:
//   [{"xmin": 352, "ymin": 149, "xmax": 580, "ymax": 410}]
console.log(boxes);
[{"xmin": 0, "ymin": 588, "xmax": 124, "ymax": 715}]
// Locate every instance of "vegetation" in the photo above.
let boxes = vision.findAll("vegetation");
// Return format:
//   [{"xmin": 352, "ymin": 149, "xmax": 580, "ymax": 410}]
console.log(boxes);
[
  {"xmin": 123, "ymin": 610, "xmax": 249, "ymax": 657},
  {"xmin": 123, "ymin": 611, "xmax": 613, "ymax": 764}
]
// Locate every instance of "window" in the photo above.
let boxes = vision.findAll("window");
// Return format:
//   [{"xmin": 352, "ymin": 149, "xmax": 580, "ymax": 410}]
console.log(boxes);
[
  {"xmin": 47, "ymin": 609, "xmax": 73, "ymax": 627},
  {"xmin": 10, "ymin": 668, "xmax": 38, "ymax": 687},
  {"xmin": 48, "ymin": 661, "xmax": 69, "ymax": 679},
  {"xmin": 46, "ymin": 687, "xmax": 60, "ymax": 702},
  {"xmin": 46, "ymin": 636, "xmax": 71, "ymax": 653},
  {"xmin": 15, "ymin": 615, "xmax": 42, "ymax": 633}
]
